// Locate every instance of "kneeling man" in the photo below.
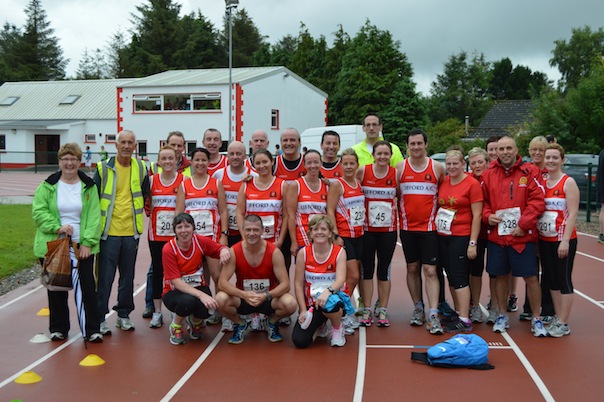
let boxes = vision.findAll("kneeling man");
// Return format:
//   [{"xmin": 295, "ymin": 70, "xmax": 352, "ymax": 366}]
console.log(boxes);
[{"xmin": 216, "ymin": 215, "xmax": 297, "ymax": 344}]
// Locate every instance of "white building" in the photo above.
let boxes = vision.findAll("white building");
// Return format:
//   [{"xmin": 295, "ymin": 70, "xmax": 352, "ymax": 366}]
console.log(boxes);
[
  {"xmin": 0, "ymin": 79, "xmax": 133, "ymax": 167},
  {"xmin": 118, "ymin": 66, "xmax": 328, "ymax": 157}
]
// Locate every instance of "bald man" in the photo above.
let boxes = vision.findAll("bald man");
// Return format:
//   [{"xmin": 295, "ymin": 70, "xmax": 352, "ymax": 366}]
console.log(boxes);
[
  {"xmin": 213, "ymin": 141, "xmax": 257, "ymax": 247},
  {"xmin": 246, "ymin": 130, "xmax": 270, "ymax": 171}
]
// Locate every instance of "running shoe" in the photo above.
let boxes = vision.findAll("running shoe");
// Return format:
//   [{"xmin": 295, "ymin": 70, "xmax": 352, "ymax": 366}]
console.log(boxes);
[
  {"xmin": 316, "ymin": 322, "xmax": 330, "ymax": 338},
  {"xmin": 426, "ymin": 315, "xmax": 444, "ymax": 335},
  {"xmin": 486, "ymin": 299, "xmax": 492, "ymax": 311},
  {"xmin": 221, "ymin": 317, "xmax": 234, "ymax": 332},
  {"xmin": 541, "ymin": 315, "xmax": 555, "ymax": 325},
  {"xmin": 546, "ymin": 322, "xmax": 571, "ymax": 338},
  {"xmin": 265, "ymin": 319, "xmax": 283, "ymax": 342},
  {"xmin": 88, "ymin": 333, "xmax": 103, "ymax": 343},
  {"xmin": 355, "ymin": 297, "xmax": 365, "ymax": 316},
  {"xmin": 100, "ymin": 320, "xmax": 112, "ymax": 336},
  {"xmin": 545, "ymin": 316, "xmax": 559, "ymax": 329},
  {"xmin": 531, "ymin": 318, "xmax": 548, "ymax": 337},
  {"xmin": 444, "ymin": 318, "xmax": 473, "ymax": 333},
  {"xmin": 410, "ymin": 307, "xmax": 426, "ymax": 326},
  {"xmin": 206, "ymin": 311, "xmax": 222, "ymax": 325},
  {"xmin": 470, "ymin": 306, "xmax": 483, "ymax": 323},
  {"xmin": 149, "ymin": 312, "xmax": 163, "ymax": 328},
  {"xmin": 186, "ymin": 315, "xmax": 204, "ymax": 340},
  {"xmin": 360, "ymin": 308, "xmax": 373, "ymax": 327},
  {"xmin": 228, "ymin": 320, "xmax": 251, "ymax": 344},
  {"xmin": 169, "ymin": 323, "xmax": 185, "ymax": 345},
  {"xmin": 50, "ymin": 332, "xmax": 65, "ymax": 341},
  {"xmin": 116, "ymin": 317, "xmax": 135, "ymax": 331},
  {"xmin": 278, "ymin": 316, "xmax": 291, "ymax": 327},
  {"xmin": 342, "ymin": 315, "xmax": 358, "ymax": 335},
  {"xmin": 507, "ymin": 294, "xmax": 518, "ymax": 312},
  {"xmin": 438, "ymin": 301, "xmax": 456, "ymax": 317},
  {"xmin": 376, "ymin": 308, "xmax": 390, "ymax": 327},
  {"xmin": 373, "ymin": 300, "xmax": 380, "ymax": 317},
  {"xmin": 599, "ymin": 233, "xmax": 604, "ymax": 244},
  {"xmin": 330, "ymin": 325, "xmax": 346, "ymax": 347},
  {"xmin": 519, "ymin": 312, "xmax": 533, "ymax": 321},
  {"xmin": 487, "ymin": 309, "xmax": 499, "ymax": 325},
  {"xmin": 493, "ymin": 314, "xmax": 510, "ymax": 333},
  {"xmin": 142, "ymin": 307, "xmax": 154, "ymax": 319}
]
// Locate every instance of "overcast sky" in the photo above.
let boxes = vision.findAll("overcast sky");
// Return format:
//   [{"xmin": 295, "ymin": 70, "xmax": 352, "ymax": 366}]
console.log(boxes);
[{"xmin": 2, "ymin": 0, "xmax": 603, "ymax": 94}]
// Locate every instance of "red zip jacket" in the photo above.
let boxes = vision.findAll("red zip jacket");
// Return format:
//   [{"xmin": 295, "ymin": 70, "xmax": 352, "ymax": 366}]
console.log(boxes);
[{"xmin": 481, "ymin": 155, "xmax": 545, "ymax": 251}]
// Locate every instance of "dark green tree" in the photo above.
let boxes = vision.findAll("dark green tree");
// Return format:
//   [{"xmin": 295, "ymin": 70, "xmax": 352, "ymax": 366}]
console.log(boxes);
[
  {"xmin": 106, "ymin": 29, "xmax": 130, "ymax": 78},
  {"xmin": 0, "ymin": 23, "xmax": 22, "ymax": 83},
  {"xmin": 550, "ymin": 25, "xmax": 604, "ymax": 90},
  {"xmin": 76, "ymin": 48, "xmax": 110, "ymax": 79},
  {"xmin": 221, "ymin": 9, "xmax": 266, "ymax": 67},
  {"xmin": 269, "ymin": 34, "xmax": 297, "ymax": 67},
  {"xmin": 381, "ymin": 76, "xmax": 428, "ymax": 145},
  {"xmin": 7, "ymin": 0, "xmax": 67, "ymax": 81},
  {"xmin": 323, "ymin": 25, "xmax": 350, "ymax": 112},
  {"xmin": 330, "ymin": 20, "xmax": 413, "ymax": 125},
  {"xmin": 490, "ymin": 58, "xmax": 551, "ymax": 99},
  {"xmin": 174, "ymin": 11, "xmax": 225, "ymax": 69},
  {"xmin": 429, "ymin": 51, "xmax": 491, "ymax": 125}
]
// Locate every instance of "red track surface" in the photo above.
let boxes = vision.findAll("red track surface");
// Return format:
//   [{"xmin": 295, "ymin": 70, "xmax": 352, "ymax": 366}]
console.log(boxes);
[{"xmin": 1, "ymin": 172, "xmax": 604, "ymax": 401}]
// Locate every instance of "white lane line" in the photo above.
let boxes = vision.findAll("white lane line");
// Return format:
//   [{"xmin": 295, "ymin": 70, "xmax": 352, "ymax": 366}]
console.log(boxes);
[
  {"xmin": 575, "ymin": 289, "xmax": 604, "ymax": 311},
  {"xmin": 577, "ymin": 231, "xmax": 598, "ymax": 239},
  {"xmin": 576, "ymin": 251, "xmax": 604, "ymax": 264},
  {"xmin": 0, "ymin": 285, "xmax": 43, "ymax": 311},
  {"xmin": 161, "ymin": 331, "xmax": 225, "ymax": 401},
  {"xmin": 352, "ymin": 326, "xmax": 366, "ymax": 402}
]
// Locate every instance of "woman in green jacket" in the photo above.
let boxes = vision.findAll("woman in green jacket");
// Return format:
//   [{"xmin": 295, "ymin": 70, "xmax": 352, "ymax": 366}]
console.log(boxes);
[{"xmin": 32, "ymin": 143, "xmax": 103, "ymax": 342}]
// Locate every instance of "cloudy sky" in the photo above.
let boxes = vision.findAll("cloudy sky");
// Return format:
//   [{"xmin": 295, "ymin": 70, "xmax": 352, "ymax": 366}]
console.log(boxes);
[{"xmin": 1, "ymin": 0, "xmax": 603, "ymax": 94}]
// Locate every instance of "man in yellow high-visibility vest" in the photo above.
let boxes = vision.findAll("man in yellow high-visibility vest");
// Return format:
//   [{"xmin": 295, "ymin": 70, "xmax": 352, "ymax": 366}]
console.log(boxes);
[{"xmin": 94, "ymin": 129, "xmax": 149, "ymax": 334}]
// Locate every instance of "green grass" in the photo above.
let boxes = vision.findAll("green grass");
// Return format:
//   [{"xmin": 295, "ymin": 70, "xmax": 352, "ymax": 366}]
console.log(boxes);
[{"xmin": 0, "ymin": 204, "xmax": 37, "ymax": 279}]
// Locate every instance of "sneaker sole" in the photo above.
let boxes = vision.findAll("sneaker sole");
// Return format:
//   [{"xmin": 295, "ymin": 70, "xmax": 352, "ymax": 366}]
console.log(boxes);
[
  {"xmin": 377, "ymin": 321, "xmax": 390, "ymax": 327},
  {"xmin": 170, "ymin": 339, "xmax": 185, "ymax": 345}
]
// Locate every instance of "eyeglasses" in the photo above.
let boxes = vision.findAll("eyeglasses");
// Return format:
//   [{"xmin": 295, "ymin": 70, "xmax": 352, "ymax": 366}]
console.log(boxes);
[{"xmin": 60, "ymin": 158, "xmax": 80, "ymax": 163}]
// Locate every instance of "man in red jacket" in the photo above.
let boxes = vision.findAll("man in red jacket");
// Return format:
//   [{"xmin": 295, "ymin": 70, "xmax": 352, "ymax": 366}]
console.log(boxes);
[{"xmin": 481, "ymin": 136, "xmax": 547, "ymax": 337}]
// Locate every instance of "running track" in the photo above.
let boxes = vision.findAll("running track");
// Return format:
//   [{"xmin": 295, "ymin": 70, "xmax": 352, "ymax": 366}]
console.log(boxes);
[{"xmin": 1, "ymin": 172, "xmax": 603, "ymax": 401}]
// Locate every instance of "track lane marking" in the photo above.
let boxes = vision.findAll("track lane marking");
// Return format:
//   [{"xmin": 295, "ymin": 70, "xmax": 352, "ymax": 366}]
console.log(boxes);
[{"xmin": 0, "ymin": 285, "xmax": 43, "ymax": 311}]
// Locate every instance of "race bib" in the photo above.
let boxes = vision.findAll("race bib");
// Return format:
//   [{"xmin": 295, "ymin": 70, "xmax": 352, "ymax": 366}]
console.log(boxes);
[
  {"xmin": 190, "ymin": 210, "xmax": 214, "ymax": 236},
  {"xmin": 155, "ymin": 210, "xmax": 175, "ymax": 237},
  {"xmin": 243, "ymin": 279, "xmax": 270, "ymax": 293},
  {"xmin": 227, "ymin": 204, "xmax": 238, "ymax": 231},
  {"xmin": 368, "ymin": 201, "xmax": 392, "ymax": 227},
  {"xmin": 350, "ymin": 205, "xmax": 366, "ymax": 227},
  {"xmin": 538, "ymin": 211, "xmax": 558, "ymax": 237},
  {"xmin": 182, "ymin": 273, "xmax": 202, "ymax": 286},
  {"xmin": 260, "ymin": 215, "xmax": 275, "ymax": 239},
  {"xmin": 435, "ymin": 207, "xmax": 455, "ymax": 235},
  {"xmin": 496, "ymin": 207, "xmax": 521, "ymax": 236}
]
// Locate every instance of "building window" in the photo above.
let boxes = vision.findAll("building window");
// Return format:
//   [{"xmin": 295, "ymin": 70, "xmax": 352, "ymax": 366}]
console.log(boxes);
[
  {"xmin": 0, "ymin": 96, "xmax": 19, "ymax": 106},
  {"xmin": 84, "ymin": 134, "xmax": 96, "ymax": 143},
  {"xmin": 271, "ymin": 109, "xmax": 280, "ymax": 129},
  {"xmin": 133, "ymin": 93, "xmax": 221, "ymax": 112},
  {"xmin": 186, "ymin": 141, "xmax": 197, "ymax": 156},
  {"xmin": 0, "ymin": 135, "xmax": 5, "ymax": 151},
  {"xmin": 137, "ymin": 141, "xmax": 147, "ymax": 158},
  {"xmin": 105, "ymin": 134, "xmax": 116, "ymax": 143},
  {"xmin": 59, "ymin": 95, "xmax": 80, "ymax": 105}
]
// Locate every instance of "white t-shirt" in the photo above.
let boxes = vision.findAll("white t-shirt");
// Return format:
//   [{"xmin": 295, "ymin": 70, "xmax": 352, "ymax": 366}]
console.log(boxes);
[{"xmin": 57, "ymin": 180, "xmax": 82, "ymax": 242}]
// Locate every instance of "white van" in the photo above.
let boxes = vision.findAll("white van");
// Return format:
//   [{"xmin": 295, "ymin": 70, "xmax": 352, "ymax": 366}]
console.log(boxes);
[{"xmin": 300, "ymin": 125, "xmax": 366, "ymax": 154}]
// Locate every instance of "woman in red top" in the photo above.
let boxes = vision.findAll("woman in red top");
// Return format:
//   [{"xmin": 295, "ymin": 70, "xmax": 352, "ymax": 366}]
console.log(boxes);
[
  {"xmin": 356, "ymin": 140, "xmax": 398, "ymax": 327},
  {"xmin": 148, "ymin": 146, "xmax": 184, "ymax": 328},
  {"xmin": 538, "ymin": 143, "xmax": 579, "ymax": 337},
  {"xmin": 292, "ymin": 215, "xmax": 347, "ymax": 348},
  {"xmin": 175, "ymin": 148, "xmax": 228, "ymax": 291},
  {"xmin": 286, "ymin": 150, "xmax": 328, "ymax": 255},
  {"xmin": 467, "ymin": 147, "xmax": 489, "ymax": 323},
  {"xmin": 162, "ymin": 213, "xmax": 230, "ymax": 345},
  {"xmin": 436, "ymin": 149, "xmax": 483, "ymax": 332}
]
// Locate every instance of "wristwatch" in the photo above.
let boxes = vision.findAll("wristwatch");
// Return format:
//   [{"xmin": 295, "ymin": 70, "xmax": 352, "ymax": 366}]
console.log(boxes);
[
  {"xmin": 469, "ymin": 240, "xmax": 477, "ymax": 247},
  {"xmin": 221, "ymin": 230, "xmax": 229, "ymax": 236},
  {"xmin": 328, "ymin": 286, "xmax": 336, "ymax": 294}
]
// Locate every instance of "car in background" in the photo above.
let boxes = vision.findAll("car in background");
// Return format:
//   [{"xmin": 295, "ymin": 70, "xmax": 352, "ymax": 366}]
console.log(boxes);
[{"xmin": 564, "ymin": 154, "xmax": 598, "ymax": 208}]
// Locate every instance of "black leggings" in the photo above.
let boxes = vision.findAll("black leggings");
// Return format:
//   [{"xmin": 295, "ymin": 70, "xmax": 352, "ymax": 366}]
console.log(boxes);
[
  {"xmin": 361, "ymin": 231, "xmax": 397, "ymax": 281},
  {"xmin": 540, "ymin": 239, "xmax": 577, "ymax": 294},
  {"xmin": 149, "ymin": 240, "xmax": 167, "ymax": 300},
  {"xmin": 292, "ymin": 306, "xmax": 342, "ymax": 349},
  {"xmin": 163, "ymin": 287, "xmax": 212, "ymax": 319},
  {"xmin": 439, "ymin": 235, "xmax": 470, "ymax": 289}
]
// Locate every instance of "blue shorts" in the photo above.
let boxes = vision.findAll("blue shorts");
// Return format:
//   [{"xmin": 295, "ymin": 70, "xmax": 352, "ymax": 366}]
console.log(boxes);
[{"xmin": 486, "ymin": 242, "xmax": 538, "ymax": 277}]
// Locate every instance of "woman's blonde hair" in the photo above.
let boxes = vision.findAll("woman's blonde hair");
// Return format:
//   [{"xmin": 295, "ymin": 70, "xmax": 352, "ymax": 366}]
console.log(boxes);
[
  {"xmin": 445, "ymin": 149, "xmax": 465, "ymax": 164},
  {"xmin": 307, "ymin": 214, "xmax": 336, "ymax": 243},
  {"xmin": 467, "ymin": 147, "xmax": 488, "ymax": 160},
  {"xmin": 58, "ymin": 143, "xmax": 82, "ymax": 160}
]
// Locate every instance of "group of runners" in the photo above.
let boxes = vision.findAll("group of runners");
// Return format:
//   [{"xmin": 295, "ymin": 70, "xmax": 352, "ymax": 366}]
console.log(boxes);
[{"xmin": 34, "ymin": 114, "xmax": 578, "ymax": 347}]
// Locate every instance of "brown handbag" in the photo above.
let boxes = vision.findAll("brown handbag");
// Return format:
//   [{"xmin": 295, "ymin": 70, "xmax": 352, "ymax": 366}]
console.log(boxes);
[{"xmin": 41, "ymin": 236, "xmax": 78, "ymax": 291}]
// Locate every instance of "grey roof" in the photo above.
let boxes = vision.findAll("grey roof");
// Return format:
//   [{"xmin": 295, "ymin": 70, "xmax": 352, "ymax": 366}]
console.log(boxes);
[
  {"xmin": 471, "ymin": 100, "xmax": 535, "ymax": 139},
  {"xmin": 0, "ymin": 79, "xmax": 135, "ymax": 121},
  {"xmin": 121, "ymin": 66, "xmax": 327, "ymax": 97},
  {"xmin": 0, "ymin": 120, "xmax": 83, "ymax": 129}
]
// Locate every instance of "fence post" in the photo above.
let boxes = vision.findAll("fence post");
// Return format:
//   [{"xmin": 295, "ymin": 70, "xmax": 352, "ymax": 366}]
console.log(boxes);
[{"xmin": 586, "ymin": 164, "xmax": 593, "ymax": 223}]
